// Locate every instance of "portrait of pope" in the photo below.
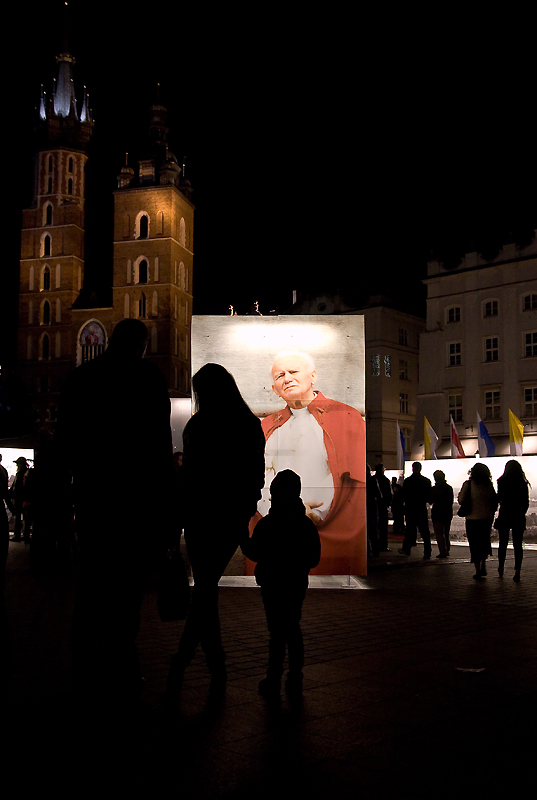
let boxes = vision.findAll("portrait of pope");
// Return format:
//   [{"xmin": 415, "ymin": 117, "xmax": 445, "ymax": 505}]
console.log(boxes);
[{"xmin": 249, "ymin": 349, "xmax": 366, "ymax": 575}]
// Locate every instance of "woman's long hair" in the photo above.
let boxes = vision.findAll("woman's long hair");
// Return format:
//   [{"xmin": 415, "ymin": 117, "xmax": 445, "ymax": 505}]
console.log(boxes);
[
  {"xmin": 498, "ymin": 459, "xmax": 530, "ymax": 488},
  {"xmin": 468, "ymin": 462, "xmax": 493, "ymax": 486},
  {"xmin": 192, "ymin": 363, "xmax": 257, "ymax": 422}
]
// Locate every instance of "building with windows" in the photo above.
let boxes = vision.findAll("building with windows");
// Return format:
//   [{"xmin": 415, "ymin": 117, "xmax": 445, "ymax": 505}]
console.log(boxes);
[
  {"xmin": 288, "ymin": 293, "xmax": 424, "ymax": 469},
  {"xmin": 16, "ymin": 43, "xmax": 193, "ymax": 442},
  {"xmin": 413, "ymin": 232, "xmax": 537, "ymax": 458}
]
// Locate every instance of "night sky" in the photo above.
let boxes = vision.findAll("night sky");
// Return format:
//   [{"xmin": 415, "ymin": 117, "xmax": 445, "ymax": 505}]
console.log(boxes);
[{"xmin": 3, "ymin": 2, "xmax": 535, "ymax": 366}]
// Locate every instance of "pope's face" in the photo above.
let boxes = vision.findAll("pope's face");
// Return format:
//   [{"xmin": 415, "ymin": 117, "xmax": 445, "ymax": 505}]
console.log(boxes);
[{"xmin": 271, "ymin": 355, "xmax": 317, "ymax": 408}]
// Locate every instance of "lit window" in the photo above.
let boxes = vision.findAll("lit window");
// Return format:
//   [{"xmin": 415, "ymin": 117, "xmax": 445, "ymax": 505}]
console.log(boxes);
[
  {"xmin": 384, "ymin": 355, "xmax": 391, "ymax": 377},
  {"xmin": 371, "ymin": 354, "xmax": 380, "ymax": 376}
]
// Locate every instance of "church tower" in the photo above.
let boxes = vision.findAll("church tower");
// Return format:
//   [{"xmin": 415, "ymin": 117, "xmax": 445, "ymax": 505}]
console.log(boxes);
[
  {"xmin": 113, "ymin": 102, "xmax": 194, "ymax": 396},
  {"xmin": 18, "ymin": 42, "xmax": 94, "ymax": 434}
]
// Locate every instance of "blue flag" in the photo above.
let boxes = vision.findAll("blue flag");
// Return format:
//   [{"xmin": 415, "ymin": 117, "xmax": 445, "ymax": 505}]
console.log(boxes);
[{"xmin": 477, "ymin": 413, "xmax": 495, "ymax": 457}]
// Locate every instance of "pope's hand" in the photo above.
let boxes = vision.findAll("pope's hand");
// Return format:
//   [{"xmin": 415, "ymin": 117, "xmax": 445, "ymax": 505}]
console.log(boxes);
[{"xmin": 304, "ymin": 502, "xmax": 323, "ymax": 525}]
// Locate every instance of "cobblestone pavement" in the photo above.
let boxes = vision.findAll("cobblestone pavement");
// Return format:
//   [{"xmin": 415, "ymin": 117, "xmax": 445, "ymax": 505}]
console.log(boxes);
[{"xmin": 2, "ymin": 535, "xmax": 537, "ymax": 798}]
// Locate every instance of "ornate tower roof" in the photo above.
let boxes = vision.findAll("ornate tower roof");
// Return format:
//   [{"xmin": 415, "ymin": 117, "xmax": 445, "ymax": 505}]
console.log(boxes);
[{"xmin": 36, "ymin": 39, "xmax": 93, "ymax": 150}]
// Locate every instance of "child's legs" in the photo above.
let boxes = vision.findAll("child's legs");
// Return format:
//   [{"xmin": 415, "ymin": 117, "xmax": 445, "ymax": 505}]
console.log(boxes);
[
  {"xmin": 261, "ymin": 588, "xmax": 287, "ymax": 676},
  {"xmin": 286, "ymin": 588, "xmax": 306, "ymax": 674}
]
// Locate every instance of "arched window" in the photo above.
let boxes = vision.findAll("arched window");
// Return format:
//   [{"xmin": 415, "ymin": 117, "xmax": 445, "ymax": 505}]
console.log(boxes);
[
  {"xmin": 41, "ymin": 333, "xmax": 50, "ymax": 361},
  {"xmin": 139, "ymin": 293, "xmax": 146, "ymax": 318},
  {"xmin": 68, "ymin": 157, "xmax": 74, "ymax": 173},
  {"xmin": 68, "ymin": 178, "xmax": 73, "ymax": 195},
  {"xmin": 55, "ymin": 264, "xmax": 61, "ymax": 288},
  {"xmin": 42, "ymin": 300, "xmax": 51, "ymax": 325},
  {"xmin": 139, "ymin": 215, "xmax": 149, "ymax": 238},
  {"xmin": 157, "ymin": 210, "xmax": 164, "ymax": 235},
  {"xmin": 135, "ymin": 211, "xmax": 149, "ymax": 239},
  {"xmin": 42, "ymin": 234, "xmax": 51, "ymax": 258},
  {"xmin": 44, "ymin": 203, "xmax": 53, "ymax": 226},
  {"xmin": 29, "ymin": 265, "xmax": 35, "ymax": 291},
  {"xmin": 138, "ymin": 259, "xmax": 148, "ymax": 284},
  {"xmin": 152, "ymin": 291, "xmax": 158, "ymax": 316},
  {"xmin": 28, "ymin": 301, "xmax": 33, "ymax": 324},
  {"xmin": 42, "ymin": 266, "xmax": 51, "ymax": 291},
  {"xmin": 154, "ymin": 257, "xmax": 159, "ymax": 282},
  {"xmin": 179, "ymin": 217, "xmax": 186, "ymax": 247},
  {"xmin": 48, "ymin": 155, "xmax": 53, "ymax": 173},
  {"xmin": 47, "ymin": 177, "xmax": 52, "ymax": 193}
]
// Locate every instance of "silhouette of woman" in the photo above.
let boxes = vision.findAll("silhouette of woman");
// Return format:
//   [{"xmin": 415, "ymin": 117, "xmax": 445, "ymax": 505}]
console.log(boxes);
[
  {"xmin": 167, "ymin": 363, "xmax": 265, "ymax": 698},
  {"xmin": 458, "ymin": 462, "xmax": 497, "ymax": 581},
  {"xmin": 496, "ymin": 460, "xmax": 530, "ymax": 581}
]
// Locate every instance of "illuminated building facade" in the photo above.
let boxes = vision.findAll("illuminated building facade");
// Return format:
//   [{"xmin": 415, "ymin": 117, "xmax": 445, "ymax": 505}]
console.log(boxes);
[
  {"xmin": 414, "ymin": 232, "xmax": 537, "ymax": 458},
  {"xmin": 289, "ymin": 293, "xmax": 424, "ymax": 469},
  {"xmin": 17, "ymin": 44, "xmax": 193, "ymax": 442}
]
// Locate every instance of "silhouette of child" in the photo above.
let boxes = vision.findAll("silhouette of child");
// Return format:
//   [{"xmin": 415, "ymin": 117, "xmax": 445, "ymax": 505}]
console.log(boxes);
[{"xmin": 242, "ymin": 469, "xmax": 321, "ymax": 696}]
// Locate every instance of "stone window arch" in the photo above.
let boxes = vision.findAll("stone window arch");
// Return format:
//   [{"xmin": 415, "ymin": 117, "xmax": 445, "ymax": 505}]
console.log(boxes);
[
  {"xmin": 43, "ymin": 203, "xmax": 53, "ymax": 226},
  {"xmin": 41, "ymin": 265, "xmax": 51, "ymax": 291},
  {"xmin": 135, "ymin": 211, "xmax": 150, "ymax": 239},
  {"xmin": 41, "ymin": 233, "xmax": 51, "ymax": 258},
  {"xmin": 133, "ymin": 256, "xmax": 149, "ymax": 284},
  {"xmin": 77, "ymin": 320, "xmax": 107, "ymax": 365},
  {"xmin": 179, "ymin": 217, "xmax": 186, "ymax": 247},
  {"xmin": 138, "ymin": 293, "xmax": 147, "ymax": 318},
  {"xmin": 41, "ymin": 299, "xmax": 51, "ymax": 325}
]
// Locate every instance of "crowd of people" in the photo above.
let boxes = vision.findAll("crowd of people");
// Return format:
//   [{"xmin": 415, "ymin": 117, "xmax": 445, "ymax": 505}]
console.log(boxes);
[{"xmin": 367, "ymin": 459, "xmax": 531, "ymax": 582}]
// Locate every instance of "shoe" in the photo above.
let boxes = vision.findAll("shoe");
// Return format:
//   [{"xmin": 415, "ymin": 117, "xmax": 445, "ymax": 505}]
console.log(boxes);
[
  {"xmin": 473, "ymin": 574, "xmax": 483, "ymax": 581},
  {"xmin": 436, "ymin": 554, "xmax": 447, "ymax": 559},
  {"xmin": 423, "ymin": 553, "xmax": 431, "ymax": 560},
  {"xmin": 398, "ymin": 548, "xmax": 410, "ymax": 556},
  {"xmin": 498, "ymin": 567, "xmax": 504, "ymax": 578},
  {"xmin": 513, "ymin": 573, "xmax": 521, "ymax": 582},
  {"xmin": 258, "ymin": 676, "xmax": 281, "ymax": 697}
]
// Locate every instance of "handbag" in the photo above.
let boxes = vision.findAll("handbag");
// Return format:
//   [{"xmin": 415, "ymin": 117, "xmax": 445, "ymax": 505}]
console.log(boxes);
[
  {"xmin": 457, "ymin": 481, "xmax": 472, "ymax": 517},
  {"xmin": 157, "ymin": 548, "xmax": 190, "ymax": 622}
]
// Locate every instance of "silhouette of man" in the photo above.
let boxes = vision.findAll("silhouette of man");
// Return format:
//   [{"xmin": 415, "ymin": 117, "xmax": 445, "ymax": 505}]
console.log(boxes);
[
  {"xmin": 255, "ymin": 350, "xmax": 366, "ymax": 575},
  {"xmin": 58, "ymin": 319, "xmax": 173, "ymax": 702},
  {"xmin": 399, "ymin": 462, "xmax": 432, "ymax": 558}
]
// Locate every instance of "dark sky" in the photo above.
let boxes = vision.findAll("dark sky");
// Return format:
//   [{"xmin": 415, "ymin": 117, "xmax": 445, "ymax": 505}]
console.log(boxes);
[{"xmin": 3, "ymin": 3, "xmax": 535, "ymax": 365}]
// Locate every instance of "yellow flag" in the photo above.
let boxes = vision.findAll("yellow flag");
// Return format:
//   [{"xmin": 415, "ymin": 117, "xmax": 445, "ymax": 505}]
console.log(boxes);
[{"xmin": 508, "ymin": 409, "xmax": 524, "ymax": 456}]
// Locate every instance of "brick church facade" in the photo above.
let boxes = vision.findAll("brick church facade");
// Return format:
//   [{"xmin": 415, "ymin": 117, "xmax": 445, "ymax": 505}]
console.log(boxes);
[{"xmin": 17, "ymin": 43, "xmax": 193, "ymax": 444}]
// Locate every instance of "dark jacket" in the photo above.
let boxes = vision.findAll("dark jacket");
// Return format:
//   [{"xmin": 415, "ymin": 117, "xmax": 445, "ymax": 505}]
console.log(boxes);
[{"xmin": 242, "ymin": 497, "xmax": 321, "ymax": 588}]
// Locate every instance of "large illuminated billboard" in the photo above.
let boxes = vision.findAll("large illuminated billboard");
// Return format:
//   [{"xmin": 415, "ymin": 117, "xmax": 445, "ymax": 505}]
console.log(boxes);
[{"xmin": 191, "ymin": 315, "xmax": 367, "ymax": 576}]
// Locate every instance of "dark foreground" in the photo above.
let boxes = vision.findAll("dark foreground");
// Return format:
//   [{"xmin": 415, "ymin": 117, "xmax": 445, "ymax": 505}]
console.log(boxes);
[{"xmin": 3, "ymin": 537, "xmax": 537, "ymax": 799}]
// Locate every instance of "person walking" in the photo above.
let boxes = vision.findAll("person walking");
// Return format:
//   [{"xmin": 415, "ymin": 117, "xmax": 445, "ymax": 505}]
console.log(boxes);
[
  {"xmin": 166, "ymin": 363, "xmax": 265, "ymax": 700},
  {"xmin": 495, "ymin": 460, "xmax": 530, "ymax": 582},
  {"xmin": 458, "ymin": 463, "xmax": 497, "ymax": 581}
]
